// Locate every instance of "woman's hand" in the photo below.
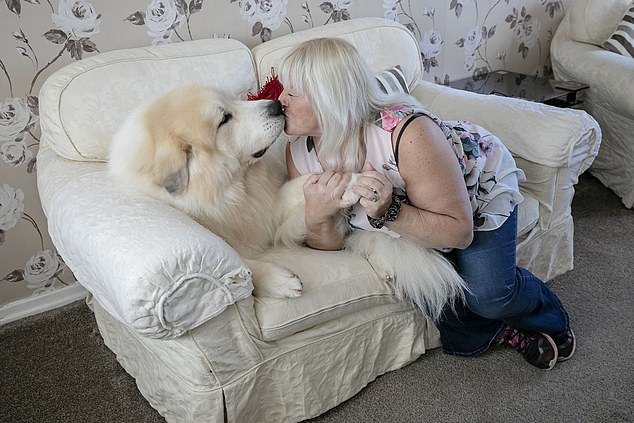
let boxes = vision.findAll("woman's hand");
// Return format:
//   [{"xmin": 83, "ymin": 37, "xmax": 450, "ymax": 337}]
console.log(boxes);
[
  {"xmin": 352, "ymin": 163, "xmax": 393, "ymax": 218},
  {"xmin": 303, "ymin": 171, "xmax": 353, "ymax": 223},
  {"xmin": 302, "ymin": 171, "xmax": 353, "ymax": 250}
]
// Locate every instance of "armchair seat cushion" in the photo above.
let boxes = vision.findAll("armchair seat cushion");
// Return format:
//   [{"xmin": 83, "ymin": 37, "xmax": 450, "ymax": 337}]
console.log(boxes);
[{"xmin": 254, "ymin": 249, "xmax": 397, "ymax": 341}]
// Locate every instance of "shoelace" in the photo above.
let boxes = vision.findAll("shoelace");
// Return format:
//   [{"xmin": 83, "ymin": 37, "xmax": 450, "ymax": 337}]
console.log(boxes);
[{"xmin": 499, "ymin": 328, "xmax": 533, "ymax": 353}]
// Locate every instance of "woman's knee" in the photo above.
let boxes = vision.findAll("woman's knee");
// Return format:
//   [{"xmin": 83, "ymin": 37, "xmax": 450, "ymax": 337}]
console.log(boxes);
[{"xmin": 464, "ymin": 283, "xmax": 516, "ymax": 321}]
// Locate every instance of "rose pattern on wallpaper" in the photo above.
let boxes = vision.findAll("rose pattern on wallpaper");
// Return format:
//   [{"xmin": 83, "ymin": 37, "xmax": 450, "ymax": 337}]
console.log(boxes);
[
  {"xmin": 0, "ymin": 184, "xmax": 24, "ymax": 238},
  {"xmin": 238, "ymin": 0, "xmax": 290, "ymax": 40},
  {"xmin": 125, "ymin": 0, "xmax": 189, "ymax": 45},
  {"xmin": 454, "ymin": 0, "xmax": 508, "ymax": 81},
  {"xmin": 0, "ymin": 97, "xmax": 37, "ymax": 170},
  {"xmin": 0, "ymin": 182, "xmax": 68, "ymax": 295},
  {"xmin": 4, "ymin": 0, "xmax": 54, "ymax": 16},
  {"xmin": 0, "ymin": 0, "xmax": 103, "ymax": 296},
  {"xmin": 383, "ymin": 0, "xmax": 565, "ymax": 84},
  {"xmin": 1, "ymin": 0, "xmax": 569, "ymax": 308},
  {"xmin": 384, "ymin": 1, "xmax": 443, "ymax": 76},
  {"xmin": 125, "ymin": 0, "xmax": 352, "ymax": 44}
]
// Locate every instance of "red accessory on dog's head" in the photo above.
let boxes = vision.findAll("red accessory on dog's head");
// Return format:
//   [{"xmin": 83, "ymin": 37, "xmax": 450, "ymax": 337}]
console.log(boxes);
[{"xmin": 247, "ymin": 68, "xmax": 284, "ymax": 101}]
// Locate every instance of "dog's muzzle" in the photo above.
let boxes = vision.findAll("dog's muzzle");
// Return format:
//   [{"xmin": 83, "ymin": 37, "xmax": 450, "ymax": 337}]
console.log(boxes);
[{"xmin": 268, "ymin": 101, "xmax": 284, "ymax": 117}]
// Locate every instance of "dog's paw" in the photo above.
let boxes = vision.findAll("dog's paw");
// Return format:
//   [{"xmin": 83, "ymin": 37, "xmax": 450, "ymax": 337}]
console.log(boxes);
[
  {"xmin": 270, "ymin": 269, "xmax": 304, "ymax": 298},
  {"xmin": 251, "ymin": 262, "xmax": 303, "ymax": 299},
  {"xmin": 341, "ymin": 189, "xmax": 360, "ymax": 207},
  {"xmin": 341, "ymin": 173, "xmax": 361, "ymax": 207}
]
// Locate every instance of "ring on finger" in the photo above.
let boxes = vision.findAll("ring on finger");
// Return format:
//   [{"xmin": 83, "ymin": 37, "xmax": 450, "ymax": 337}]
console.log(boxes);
[{"xmin": 370, "ymin": 193, "xmax": 379, "ymax": 202}]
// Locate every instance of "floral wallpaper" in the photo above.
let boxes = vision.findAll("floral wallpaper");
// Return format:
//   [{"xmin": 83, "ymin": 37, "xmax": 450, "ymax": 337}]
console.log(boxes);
[{"xmin": 0, "ymin": 0, "xmax": 570, "ymax": 312}]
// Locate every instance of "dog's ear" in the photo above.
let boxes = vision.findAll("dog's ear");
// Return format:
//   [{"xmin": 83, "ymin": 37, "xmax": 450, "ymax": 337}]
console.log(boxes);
[
  {"xmin": 153, "ymin": 140, "xmax": 192, "ymax": 196},
  {"xmin": 162, "ymin": 147, "xmax": 191, "ymax": 195}
]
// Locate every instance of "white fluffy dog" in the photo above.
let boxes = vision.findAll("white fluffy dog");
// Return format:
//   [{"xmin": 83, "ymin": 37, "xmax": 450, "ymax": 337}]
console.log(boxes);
[{"xmin": 109, "ymin": 85, "xmax": 466, "ymax": 320}]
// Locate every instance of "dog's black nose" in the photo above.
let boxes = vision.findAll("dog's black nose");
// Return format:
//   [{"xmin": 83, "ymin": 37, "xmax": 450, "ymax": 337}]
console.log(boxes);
[{"xmin": 267, "ymin": 100, "xmax": 284, "ymax": 117}]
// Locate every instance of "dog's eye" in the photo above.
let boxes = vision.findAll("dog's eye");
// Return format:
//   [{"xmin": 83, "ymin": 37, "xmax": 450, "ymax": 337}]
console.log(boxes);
[{"xmin": 219, "ymin": 112, "xmax": 232, "ymax": 127}]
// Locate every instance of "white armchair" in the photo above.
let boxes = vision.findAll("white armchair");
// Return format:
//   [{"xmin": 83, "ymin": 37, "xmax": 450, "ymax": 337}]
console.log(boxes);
[
  {"xmin": 551, "ymin": 0, "xmax": 634, "ymax": 208},
  {"xmin": 37, "ymin": 18, "xmax": 600, "ymax": 423}
]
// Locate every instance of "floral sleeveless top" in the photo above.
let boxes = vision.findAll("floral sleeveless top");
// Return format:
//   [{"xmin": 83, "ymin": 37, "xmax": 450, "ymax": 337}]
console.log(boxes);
[{"xmin": 289, "ymin": 106, "xmax": 525, "ymax": 238}]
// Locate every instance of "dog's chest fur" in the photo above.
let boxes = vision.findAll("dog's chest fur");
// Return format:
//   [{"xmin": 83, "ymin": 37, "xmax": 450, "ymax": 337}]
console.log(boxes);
[{"xmin": 193, "ymin": 156, "xmax": 288, "ymax": 257}]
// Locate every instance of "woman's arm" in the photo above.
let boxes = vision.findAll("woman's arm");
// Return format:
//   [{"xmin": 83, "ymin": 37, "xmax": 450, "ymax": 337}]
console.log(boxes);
[
  {"xmin": 353, "ymin": 116, "xmax": 473, "ymax": 249},
  {"xmin": 285, "ymin": 143, "xmax": 351, "ymax": 250},
  {"xmin": 390, "ymin": 116, "xmax": 473, "ymax": 249}
]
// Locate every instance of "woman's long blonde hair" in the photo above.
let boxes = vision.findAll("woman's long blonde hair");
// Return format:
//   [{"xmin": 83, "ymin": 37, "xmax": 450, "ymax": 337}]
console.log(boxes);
[{"xmin": 278, "ymin": 37, "xmax": 424, "ymax": 172}]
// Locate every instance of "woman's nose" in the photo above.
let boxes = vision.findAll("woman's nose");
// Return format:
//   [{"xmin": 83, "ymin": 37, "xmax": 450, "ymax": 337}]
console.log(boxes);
[{"xmin": 278, "ymin": 90, "xmax": 289, "ymax": 104}]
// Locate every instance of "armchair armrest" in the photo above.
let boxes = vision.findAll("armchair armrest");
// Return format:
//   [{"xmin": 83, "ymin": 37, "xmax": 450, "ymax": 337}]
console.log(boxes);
[
  {"xmin": 410, "ymin": 81, "xmax": 602, "ymax": 280},
  {"xmin": 37, "ymin": 147, "xmax": 253, "ymax": 339},
  {"xmin": 411, "ymin": 80, "xmax": 601, "ymax": 173},
  {"xmin": 551, "ymin": 22, "xmax": 634, "ymax": 120}
]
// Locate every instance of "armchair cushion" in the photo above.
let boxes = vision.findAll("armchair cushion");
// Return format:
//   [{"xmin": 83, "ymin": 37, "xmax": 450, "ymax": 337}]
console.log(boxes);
[
  {"xmin": 376, "ymin": 65, "xmax": 409, "ymax": 94},
  {"xmin": 254, "ymin": 249, "xmax": 396, "ymax": 341},
  {"xmin": 252, "ymin": 17, "xmax": 422, "ymax": 90},
  {"xmin": 39, "ymin": 39, "xmax": 257, "ymax": 162}
]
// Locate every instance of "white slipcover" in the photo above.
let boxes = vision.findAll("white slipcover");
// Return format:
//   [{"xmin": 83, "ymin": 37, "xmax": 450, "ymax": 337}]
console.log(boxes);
[
  {"xmin": 37, "ymin": 17, "xmax": 601, "ymax": 423},
  {"xmin": 551, "ymin": 0, "xmax": 634, "ymax": 208}
]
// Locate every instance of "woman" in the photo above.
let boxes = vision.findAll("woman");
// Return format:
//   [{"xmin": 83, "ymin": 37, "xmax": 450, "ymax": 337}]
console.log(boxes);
[{"xmin": 277, "ymin": 37, "xmax": 575, "ymax": 370}]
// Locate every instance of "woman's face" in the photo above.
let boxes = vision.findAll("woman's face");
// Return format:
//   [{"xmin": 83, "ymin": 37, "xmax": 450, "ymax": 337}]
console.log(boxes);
[{"xmin": 278, "ymin": 88, "xmax": 321, "ymax": 137}]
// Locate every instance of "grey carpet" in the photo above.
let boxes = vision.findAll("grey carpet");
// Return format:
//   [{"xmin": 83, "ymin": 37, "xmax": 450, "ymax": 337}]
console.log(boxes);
[{"xmin": 1, "ymin": 173, "xmax": 633, "ymax": 423}]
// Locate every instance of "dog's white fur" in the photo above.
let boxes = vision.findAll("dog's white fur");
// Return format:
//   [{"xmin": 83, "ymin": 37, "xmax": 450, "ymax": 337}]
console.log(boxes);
[{"xmin": 109, "ymin": 85, "xmax": 466, "ymax": 320}]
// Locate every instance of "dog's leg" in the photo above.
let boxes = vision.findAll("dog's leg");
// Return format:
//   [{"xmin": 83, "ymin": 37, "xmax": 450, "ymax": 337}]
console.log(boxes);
[
  {"xmin": 341, "ymin": 173, "xmax": 361, "ymax": 205},
  {"xmin": 345, "ymin": 231, "xmax": 467, "ymax": 320},
  {"xmin": 245, "ymin": 258, "xmax": 303, "ymax": 298},
  {"xmin": 274, "ymin": 174, "xmax": 361, "ymax": 249},
  {"xmin": 274, "ymin": 176, "xmax": 309, "ymax": 249}
]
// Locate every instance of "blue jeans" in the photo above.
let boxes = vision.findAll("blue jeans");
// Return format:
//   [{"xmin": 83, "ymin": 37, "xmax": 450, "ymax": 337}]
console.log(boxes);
[{"xmin": 438, "ymin": 208, "xmax": 570, "ymax": 356}]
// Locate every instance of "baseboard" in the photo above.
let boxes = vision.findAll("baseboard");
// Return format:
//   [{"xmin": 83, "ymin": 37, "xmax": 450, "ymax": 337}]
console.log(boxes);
[{"xmin": 0, "ymin": 283, "xmax": 87, "ymax": 326}]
